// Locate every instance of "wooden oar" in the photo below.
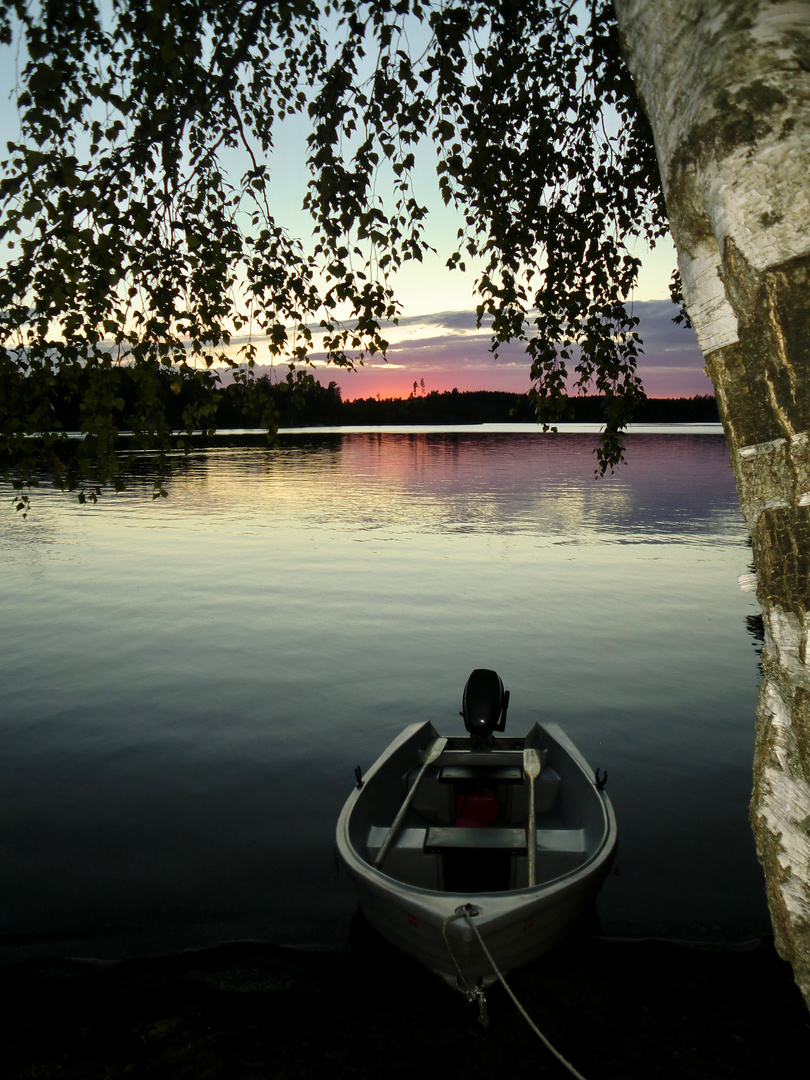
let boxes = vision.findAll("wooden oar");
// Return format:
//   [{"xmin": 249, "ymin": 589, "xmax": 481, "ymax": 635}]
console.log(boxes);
[
  {"xmin": 374, "ymin": 737, "xmax": 447, "ymax": 869},
  {"xmin": 523, "ymin": 749, "xmax": 542, "ymax": 887}
]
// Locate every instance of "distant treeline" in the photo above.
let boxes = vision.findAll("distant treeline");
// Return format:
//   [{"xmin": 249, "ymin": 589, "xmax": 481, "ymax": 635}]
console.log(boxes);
[
  {"xmin": 336, "ymin": 389, "xmax": 720, "ymax": 426},
  {"xmin": 5, "ymin": 363, "xmax": 719, "ymax": 433},
  {"xmin": 220, "ymin": 380, "xmax": 720, "ymax": 427}
]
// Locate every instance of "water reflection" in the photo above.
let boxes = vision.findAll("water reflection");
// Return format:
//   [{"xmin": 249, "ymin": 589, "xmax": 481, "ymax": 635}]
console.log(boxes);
[
  {"xmin": 16, "ymin": 430, "xmax": 740, "ymax": 541},
  {"xmin": 0, "ymin": 430, "xmax": 765, "ymax": 962}
]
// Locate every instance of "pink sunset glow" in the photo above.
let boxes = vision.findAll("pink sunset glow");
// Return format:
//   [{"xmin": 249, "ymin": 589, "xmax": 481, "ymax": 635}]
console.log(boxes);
[{"xmin": 245, "ymin": 300, "xmax": 711, "ymax": 401}]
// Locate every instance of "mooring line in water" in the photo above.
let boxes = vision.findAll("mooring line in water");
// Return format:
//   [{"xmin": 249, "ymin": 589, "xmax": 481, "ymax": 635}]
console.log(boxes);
[{"xmin": 441, "ymin": 909, "xmax": 590, "ymax": 1080}]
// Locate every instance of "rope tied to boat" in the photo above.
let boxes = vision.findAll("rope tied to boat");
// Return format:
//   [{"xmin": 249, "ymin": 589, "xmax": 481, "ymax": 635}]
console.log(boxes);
[
  {"xmin": 442, "ymin": 906, "xmax": 590, "ymax": 1080},
  {"xmin": 441, "ymin": 908, "xmax": 489, "ymax": 1028}
]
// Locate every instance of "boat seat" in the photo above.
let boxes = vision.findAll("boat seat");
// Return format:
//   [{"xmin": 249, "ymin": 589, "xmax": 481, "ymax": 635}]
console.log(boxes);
[
  {"xmin": 427, "ymin": 826, "xmax": 526, "ymax": 851},
  {"xmin": 366, "ymin": 826, "xmax": 428, "ymax": 853},
  {"xmin": 364, "ymin": 826, "xmax": 440, "ymax": 889},
  {"xmin": 534, "ymin": 829, "xmax": 586, "ymax": 853},
  {"xmin": 439, "ymin": 764, "xmax": 522, "ymax": 782},
  {"xmin": 426, "ymin": 827, "xmax": 585, "ymax": 853}
]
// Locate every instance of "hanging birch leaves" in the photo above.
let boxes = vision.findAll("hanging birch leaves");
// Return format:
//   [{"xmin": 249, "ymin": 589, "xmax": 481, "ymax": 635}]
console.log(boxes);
[{"xmin": 1, "ymin": 0, "xmax": 670, "ymax": 496}]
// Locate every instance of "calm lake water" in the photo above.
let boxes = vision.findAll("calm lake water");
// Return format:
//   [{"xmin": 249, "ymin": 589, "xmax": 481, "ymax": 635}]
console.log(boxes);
[{"xmin": 0, "ymin": 425, "xmax": 767, "ymax": 964}]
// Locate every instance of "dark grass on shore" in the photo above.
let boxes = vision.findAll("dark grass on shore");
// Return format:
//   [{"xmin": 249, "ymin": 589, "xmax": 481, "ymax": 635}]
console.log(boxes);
[{"xmin": 2, "ymin": 930, "xmax": 808, "ymax": 1080}]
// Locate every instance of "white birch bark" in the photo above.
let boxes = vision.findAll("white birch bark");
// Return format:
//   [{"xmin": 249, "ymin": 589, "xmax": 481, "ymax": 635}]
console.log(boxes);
[{"xmin": 613, "ymin": 0, "xmax": 810, "ymax": 1008}]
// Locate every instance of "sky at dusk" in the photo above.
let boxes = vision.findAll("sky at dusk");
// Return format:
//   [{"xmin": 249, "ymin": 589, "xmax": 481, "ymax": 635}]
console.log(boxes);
[
  {"xmin": 0, "ymin": 31, "xmax": 711, "ymax": 403},
  {"xmin": 224, "ymin": 110, "xmax": 710, "ymax": 401},
  {"xmin": 240, "ymin": 296, "xmax": 711, "ymax": 402}
]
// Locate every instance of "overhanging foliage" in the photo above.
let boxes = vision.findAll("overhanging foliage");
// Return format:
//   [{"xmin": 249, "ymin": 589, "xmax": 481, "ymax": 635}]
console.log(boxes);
[{"xmin": 0, "ymin": 0, "xmax": 672, "ymax": 500}]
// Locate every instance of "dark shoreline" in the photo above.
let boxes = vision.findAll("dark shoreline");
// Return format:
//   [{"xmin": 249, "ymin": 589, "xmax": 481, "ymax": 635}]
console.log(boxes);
[{"xmin": 4, "ymin": 930, "xmax": 809, "ymax": 1079}]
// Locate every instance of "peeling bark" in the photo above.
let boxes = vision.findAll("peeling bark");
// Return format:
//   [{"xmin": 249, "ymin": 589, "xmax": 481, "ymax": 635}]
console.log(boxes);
[{"xmin": 613, "ymin": 0, "xmax": 810, "ymax": 1007}]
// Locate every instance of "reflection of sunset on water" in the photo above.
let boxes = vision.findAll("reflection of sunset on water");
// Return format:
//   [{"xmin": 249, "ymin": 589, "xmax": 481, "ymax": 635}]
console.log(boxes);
[
  {"xmin": 0, "ymin": 430, "xmax": 763, "ymax": 964},
  {"xmin": 82, "ymin": 431, "xmax": 741, "ymax": 550}
]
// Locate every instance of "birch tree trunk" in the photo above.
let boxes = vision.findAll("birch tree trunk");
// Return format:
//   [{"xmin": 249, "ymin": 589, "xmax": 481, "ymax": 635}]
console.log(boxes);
[{"xmin": 613, "ymin": 0, "xmax": 810, "ymax": 1007}]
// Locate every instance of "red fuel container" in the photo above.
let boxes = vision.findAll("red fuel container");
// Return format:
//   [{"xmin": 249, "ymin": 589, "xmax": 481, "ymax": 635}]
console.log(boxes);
[{"xmin": 455, "ymin": 792, "xmax": 498, "ymax": 824}]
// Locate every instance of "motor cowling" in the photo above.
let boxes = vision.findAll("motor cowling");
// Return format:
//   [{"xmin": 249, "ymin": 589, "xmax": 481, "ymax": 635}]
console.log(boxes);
[{"xmin": 461, "ymin": 669, "xmax": 509, "ymax": 743}]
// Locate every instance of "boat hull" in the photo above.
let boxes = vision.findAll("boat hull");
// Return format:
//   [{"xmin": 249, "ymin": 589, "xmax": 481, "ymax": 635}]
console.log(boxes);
[{"xmin": 337, "ymin": 720, "xmax": 617, "ymax": 989}]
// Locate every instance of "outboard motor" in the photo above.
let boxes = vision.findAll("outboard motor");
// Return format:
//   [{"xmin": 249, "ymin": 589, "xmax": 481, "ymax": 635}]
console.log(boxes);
[{"xmin": 461, "ymin": 669, "xmax": 509, "ymax": 745}]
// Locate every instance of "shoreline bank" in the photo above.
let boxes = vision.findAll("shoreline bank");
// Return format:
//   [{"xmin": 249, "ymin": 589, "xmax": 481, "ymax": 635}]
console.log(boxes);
[{"xmin": 4, "ymin": 931, "xmax": 809, "ymax": 1079}]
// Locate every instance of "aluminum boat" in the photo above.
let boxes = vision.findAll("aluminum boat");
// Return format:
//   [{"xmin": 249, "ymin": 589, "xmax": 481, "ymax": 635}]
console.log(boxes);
[{"xmin": 336, "ymin": 669, "xmax": 618, "ymax": 993}]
